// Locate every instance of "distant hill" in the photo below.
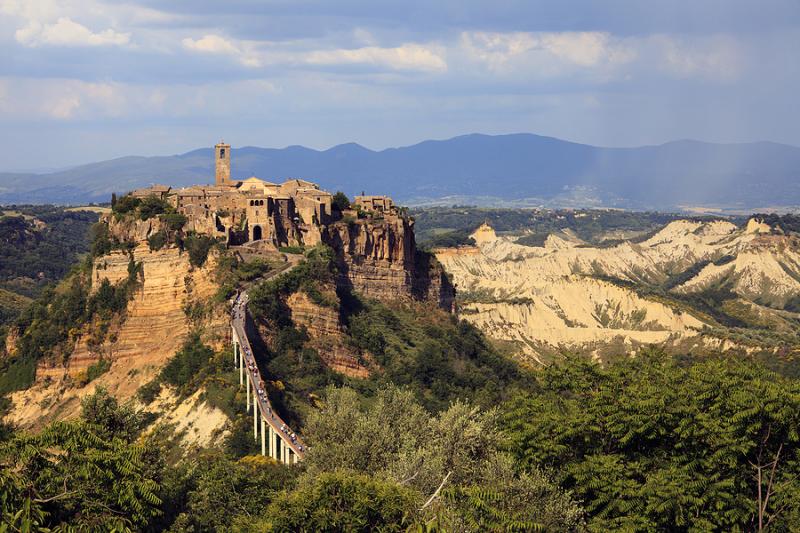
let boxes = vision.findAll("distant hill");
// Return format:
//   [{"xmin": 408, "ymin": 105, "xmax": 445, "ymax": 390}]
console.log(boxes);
[{"xmin": 2, "ymin": 133, "xmax": 800, "ymax": 210}]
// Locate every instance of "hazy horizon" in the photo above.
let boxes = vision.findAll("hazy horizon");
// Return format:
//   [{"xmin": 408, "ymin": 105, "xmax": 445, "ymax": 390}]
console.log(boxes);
[{"xmin": 4, "ymin": 131, "xmax": 800, "ymax": 175}]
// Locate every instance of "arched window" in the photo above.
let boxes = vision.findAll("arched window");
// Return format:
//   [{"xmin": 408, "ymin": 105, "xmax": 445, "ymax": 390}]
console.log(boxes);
[{"xmin": 220, "ymin": 148, "xmax": 225, "ymax": 158}]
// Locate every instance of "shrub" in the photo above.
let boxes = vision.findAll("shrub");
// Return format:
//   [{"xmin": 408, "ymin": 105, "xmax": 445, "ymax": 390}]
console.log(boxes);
[
  {"xmin": 112, "ymin": 195, "xmax": 140, "ymax": 216},
  {"xmin": 161, "ymin": 213, "xmax": 187, "ymax": 231},
  {"xmin": 263, "ymin": 472, "xmax": 419, "ymax": 532},
  {"xmin": 147, "ymin": 230, "xmax": 168, "ymax": 251},
  {"xmin": 136, "ymin": 379, "xmax": 161, "ymax": 404},
  {"xmin": 278, "ymin": 245, "xmax": 304, "ymax": 255},
  {"xmin": 85, "ymin": 358, "xmax": 111, "ymax": 383},
  {"xmin": 183, "ymin": 234, "xmax": 216, "ymax": 267},
  {"xmin": 160, "ymin": 333, "xmax": 214, "ymax": 391},
  {"xmin": 89, "ymin": 222, "xmax": 113, "ymax": 257},
  {"xmin": 137, "ymin": 197, "xmax": 172, "ymax": 221}
]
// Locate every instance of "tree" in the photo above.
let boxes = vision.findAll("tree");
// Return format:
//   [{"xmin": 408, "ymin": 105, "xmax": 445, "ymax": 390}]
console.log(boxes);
[
  {"xmin": 260, "ymin": 471, "xmax": 419, "ymax": 532},
  {"xmin": 302, "ymin": 385, "xmax": 583, "ymax": 530},
  {"xmin": 80, "ymin": 386, "xmax": 142, "ymax": 441},
  {"xmin": 168, "ymin": 452, "xmax": 294, "ymax": 531},
  {"xmin": 0, "ymin": 420, "xmax": 162, "ymax": 530},
  {"xmin": 332, "ymin": 191, "xmax": 351, "ymax": 212},
  {"xmin": 503, "ymin": 352, "xmax": 800, "ymax": 531}
]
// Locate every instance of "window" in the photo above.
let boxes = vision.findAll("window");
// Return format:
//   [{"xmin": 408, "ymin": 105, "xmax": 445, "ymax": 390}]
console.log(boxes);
[{"xmin": 220, "ymin": 148, "xmax": 226, "ymax": 158}]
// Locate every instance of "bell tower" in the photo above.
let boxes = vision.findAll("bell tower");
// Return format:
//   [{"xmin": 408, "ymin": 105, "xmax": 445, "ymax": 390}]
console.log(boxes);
[{"xmin": 215, "ymin": 141, "xmax": 231, "ymax": 186}]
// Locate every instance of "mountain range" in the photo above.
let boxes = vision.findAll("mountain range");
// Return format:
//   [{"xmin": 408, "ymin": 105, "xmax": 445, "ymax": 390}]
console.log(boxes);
[{"xmin": 2, "ymin": 133, "xmax": 799, "ymax": 210}]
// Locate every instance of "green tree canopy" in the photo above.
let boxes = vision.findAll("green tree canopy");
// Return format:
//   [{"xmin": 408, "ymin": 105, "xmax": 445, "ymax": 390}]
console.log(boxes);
[
  {"xmin": 504, "ymin": 352, "xmax": 800, "ymax": 532},
  {"xmin": 332, "ymin": 191, "xmax": 351, "ymax": 212}
]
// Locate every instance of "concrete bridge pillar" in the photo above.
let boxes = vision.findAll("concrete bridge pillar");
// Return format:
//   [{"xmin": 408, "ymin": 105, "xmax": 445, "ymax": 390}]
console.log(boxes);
[
  {"xmin": 246, "ymin": 372, "xmax": 250, "ymax": 411},
  {"xmin": 261, "ymin": 418, "xmax": 266, "ymax": 456},
  {"xmin": 253, "ymin": 381, "xmax": 258, "ymax": 441},
  {"xmin": 280, "ymin": 439, "xmax": 287, "ymax": 464},
  {"xmin": 239, "ymin": 350, "xmax": 244, "ymax": 387},
  {"xmin": 269, "ymin": 425, "xmax": 276, "ymax": 459}
]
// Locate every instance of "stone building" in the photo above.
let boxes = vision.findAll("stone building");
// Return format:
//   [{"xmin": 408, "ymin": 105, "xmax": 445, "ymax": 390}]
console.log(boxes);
[
  {"xmin": 354, "ymin": 195, "xmax": 394, "ymax": 213},
  {"xmin": 131, "ymin": 142, "xmax": 353, "ymax": 248}
]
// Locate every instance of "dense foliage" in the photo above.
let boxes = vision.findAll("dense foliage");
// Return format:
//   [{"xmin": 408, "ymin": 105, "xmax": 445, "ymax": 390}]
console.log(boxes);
[
  {"xmin": 247, "ymin": 245, "xmax": 528, "ymax": 423},
  {"xmin": 752, "ymin": 213, "xmax": 800, "ymax": 235},
  {"xmin": 504, "ymin": 352, "xmax": 800, "ymax": 531},
  {"xmin": 0, "ymin": 389, "xmax": 161, "ymax": 531},
  {"xmin": 291, "ymin": 385, "xmax": 583, "ymax": 531},
  {"xmin": 0, "ymin": 258, "xmax": 140, "ymax": 396},
  {"xmin": 0, "ymin": 207, "xmax": 98, "ymax": 294},
  {"xmin": 0, "ymin": 207, "xmax": 99, "ymax": 336},
  {"xmin": 332, "ymin": 191, "xmax": 351, "ymax": 212}
]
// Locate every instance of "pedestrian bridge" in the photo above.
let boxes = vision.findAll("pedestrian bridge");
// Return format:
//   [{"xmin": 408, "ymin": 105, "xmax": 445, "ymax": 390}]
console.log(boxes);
[{"xmin": 231, "ymin": 292, "xmax": 305, "ymax": 465}]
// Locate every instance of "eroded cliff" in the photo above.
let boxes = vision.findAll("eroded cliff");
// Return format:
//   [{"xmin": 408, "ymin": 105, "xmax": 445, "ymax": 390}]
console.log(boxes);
[
  {"xmin": 6, "ymin": 217, "xmax": 227, "ymax": 429},
  {"xmin": 321, "ymin": 216, "xmax": 455, "ymax": 310},
  {"xmin": 436, "ymin": 219, "xmax": 800, "ymax": 362}
]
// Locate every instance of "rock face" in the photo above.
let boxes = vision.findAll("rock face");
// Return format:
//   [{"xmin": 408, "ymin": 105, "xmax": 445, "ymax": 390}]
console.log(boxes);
[
  {"xmin": 8, "ymin": 243, "xmax": 225, "ymax": 429},
  {"xmin": 105, "ymin": 214, "xmax": 169, "ymax": 242},
  {"xmin": 321, "ymin": 216, "xmax": 455, "ymax": 310},
  {"xmin": 435, "ymin": 219, "xmax": 800, "ymax": 361},
  {"xmin": 286, "ymin": 291, "xmax": 370, "ymax": 378}
]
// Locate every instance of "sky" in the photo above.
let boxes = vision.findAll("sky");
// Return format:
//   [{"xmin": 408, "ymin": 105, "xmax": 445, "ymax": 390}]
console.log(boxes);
[{"xmin": 0, "ymin": 0, "xmax": 798, "ymax": 170}]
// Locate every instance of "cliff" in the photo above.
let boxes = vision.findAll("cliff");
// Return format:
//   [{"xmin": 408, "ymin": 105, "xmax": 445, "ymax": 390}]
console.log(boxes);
[
  {"xmin": 321, "ymin": 216, "xmax": 455, "ymax": 310},
  {"xmin": 286, "ymin": 291, "xmax": 371, "ymax": 378},
  {"xmin": 7, "ymin": 238, "xmax": 226, "ymax": 429}
]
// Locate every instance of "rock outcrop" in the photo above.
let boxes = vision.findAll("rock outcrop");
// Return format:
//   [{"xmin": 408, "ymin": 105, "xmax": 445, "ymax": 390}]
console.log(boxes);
[
  {"xmin": 322, "ymin": 216, "xmax": 455, "ymax": 310},
  {"xmin": 7, "ymin": 243, "xmax": 226, "ymax": 429},
  {"xmin": 286, "ymin": 291, "xmax": 370, "ymax": 378}
]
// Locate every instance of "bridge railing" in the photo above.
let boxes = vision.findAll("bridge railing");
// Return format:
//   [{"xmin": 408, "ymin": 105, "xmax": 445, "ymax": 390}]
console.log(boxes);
[{"xmin": 230, "ymin": 295, "xmax": 306, "ymax": 464}]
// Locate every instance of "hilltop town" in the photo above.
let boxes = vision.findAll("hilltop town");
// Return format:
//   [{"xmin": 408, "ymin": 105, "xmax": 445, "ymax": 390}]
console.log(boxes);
[{"xmin": 130, "ymin": 141, "xmax": 396, "ymax": 248}]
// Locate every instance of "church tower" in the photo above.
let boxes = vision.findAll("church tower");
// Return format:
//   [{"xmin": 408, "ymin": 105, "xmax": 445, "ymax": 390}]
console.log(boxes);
[{"xmin": 215, "ymin": 141, "xmax": 231, "ymax": 186}]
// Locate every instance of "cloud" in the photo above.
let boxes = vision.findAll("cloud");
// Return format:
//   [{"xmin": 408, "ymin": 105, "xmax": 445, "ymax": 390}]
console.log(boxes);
[
  {"xmin": 182, "ymin": 33, "xmax": 262, "ymax": 67},
  {"xmin": 46, "ymin": 95, "xmax": 81, "ymax": 119},
  {"xmin": 304, "ymin": 43, "xmax": 447, "ymax": 72},
  {"xmin": 0, "ymin": 78, "xmax": 130, "ymax": 120},
  {"xmin": 15, "ymin": 17, "xmax": 130, "ymax": 47},
  {"xmin": 182, "ymin": 34, "xmax": 239, "ymax": 55},
  {"xmin": 460, "ymin": 31, "xmax": 635, "ymax": 73},
  {"xmin": 652, "ymin": 35, "xmax": 742, "ymax": 81}
]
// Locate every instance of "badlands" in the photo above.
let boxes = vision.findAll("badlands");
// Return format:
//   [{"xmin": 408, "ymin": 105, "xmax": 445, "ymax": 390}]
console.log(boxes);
[{"xmin": 436, "ymin": 218, "xmax": 800, "ymax": 362}]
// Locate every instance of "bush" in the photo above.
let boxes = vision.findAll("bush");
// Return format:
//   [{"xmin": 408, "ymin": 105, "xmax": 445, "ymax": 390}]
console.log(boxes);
[
  {"xmin": 112, "ymin": 195, "xmax": 140, "ymax": 216},
  {"xmin": 332, "ymin": 191, "xmax": 351, "ymax": 211},
  {"xmin": 161, "ymin": 213, "xmax": 187, "ymax": 232},
  {"xmin": 137, "ymin": 197, "xmax": 172, "ymax": 221},
  {"xmin": 89, "ymin": 222, "xmax": 113, "ymax": 257},
  {"xmin": 147, "ymin": 230, "xmax": 168, "ymax": 251},
  {"xmin": 160, "ymin": 333, "xmax": 214, "ymax": 391},
  {"xmin": 85, "ymin": 358, "xmax": 111, "ymax": 383},
  {"xmin": 87, "ymin": 278, "xmax": 129, "ymax": 315},
  {"xmin": 278, "ymin": 246, "xmax": 304, "ymax": 255},
  {"xmin": 183, "ymin": 234, "xmax": 216, "ymax": 267},
  {"xmin": 136, "ymin": 379, "xmax": 161, "ymax": 404},
  {"xmin": 263, "ymin": 471, "xmax": 419, "ymax": 532}
]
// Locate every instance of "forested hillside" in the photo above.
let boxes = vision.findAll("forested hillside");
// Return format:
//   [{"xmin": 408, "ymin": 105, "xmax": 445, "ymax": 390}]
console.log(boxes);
[{"xmin": 0, "ymin": 206, "xmax": 99, "ymax": 341}]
